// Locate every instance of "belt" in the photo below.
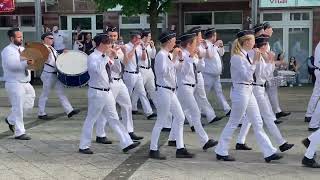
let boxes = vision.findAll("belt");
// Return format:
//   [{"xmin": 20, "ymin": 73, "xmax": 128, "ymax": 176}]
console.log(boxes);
[
  {"xmin": 139, "ymin": 66, "xmax": 151, "ymax": 69},
  {"xmin": 184, "ymin": 83, "xmax": 196, "ymax": 87},
  {"xmin": 124, "ymin": 70, "xmax": 139, "ymax": 74},
  {"xmin": 43, "ymin": 70, "xmax": 57, "ymax": 74},
  {"xmin": 113, "ymin": 78, "xmax": 121, "ymax": 81},
  {"xmin": 237, "ymin": 83, "xmax": 253, "ymax": 86},
  {"xmin": 253, "ymin": 83, "xmax": 266, "ymax": 87},
  {"xmin": 90, "ymin": 86, "xmax": 110, "ymax": 91},
  {"xmin": 197, "ymin": 71, "xmax": 201, "ymax": 73},
  {"xmin": 156, "ymin": 84, "xmax": 176, "ymax": 92}
]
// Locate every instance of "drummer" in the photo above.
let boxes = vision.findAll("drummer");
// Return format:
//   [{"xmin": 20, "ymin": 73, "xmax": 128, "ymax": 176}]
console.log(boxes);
[{"xmin": 38, "ymin": 32, "xmax": 80, "ymax": 120}]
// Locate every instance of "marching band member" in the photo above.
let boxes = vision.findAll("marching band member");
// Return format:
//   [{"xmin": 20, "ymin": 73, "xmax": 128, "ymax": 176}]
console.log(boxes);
[
  {"xmin": 149, "ymin": 31, "xmax": 194, "ymax": 160},
  {"xmin": 78, "ymin": 33, "xmax": 140, "ymax": 154},
  {"xmin": 95, "ymin": 27, "xmax": 144, "ymax": 143},
  {"xmin": 301, "ymin": 129, "xmax": 320, "ymax": 168},
  {"xmin": 235, "ymin": 35, "xmax": 294, "ymax": 152},
  {"xmin": 38, "ymin": 32, "xmax": 80, "ymax": 120},
  {"xmin": 214, "ymin": 30, "xmax": 282, "ymax": 163},
  {"xmin": 123, "ymin": 31, "xmax": 156, "ymax": 119},
  {"xmin": 1, "ymin": 28, "xmax": 35, "ymax": 140}
]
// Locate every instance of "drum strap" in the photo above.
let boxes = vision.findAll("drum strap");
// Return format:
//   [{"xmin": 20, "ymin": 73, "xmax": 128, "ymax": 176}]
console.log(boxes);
[
  {"xmin": 146, "ymin": 49, "xmax": 151, "ymax": 68},
  {"xmin": 49, "ymin": 47, "xmax": 57, "ymax": 62}
]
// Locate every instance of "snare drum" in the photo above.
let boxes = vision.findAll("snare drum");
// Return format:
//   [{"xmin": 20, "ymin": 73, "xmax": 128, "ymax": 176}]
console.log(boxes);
[{"xmin": 56, "ymin": 50, "xmax": 90, "ymax": 87}]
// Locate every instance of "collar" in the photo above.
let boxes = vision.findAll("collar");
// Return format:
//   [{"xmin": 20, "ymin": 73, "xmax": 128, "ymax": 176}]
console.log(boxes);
[
  {"xmin": 10, "ymin": 43, "xmax": 21, "ymax": 50},
  {"xmin": 182, "ymin": 48, "xmax": 191, "ymax": 58},
  {"xmin": 240, "ymin": 48, "xmax": 248, "ymax": 57},
  {"xmin": 94, "ymin": 49, "xmax": 105, "ymax": 58}
]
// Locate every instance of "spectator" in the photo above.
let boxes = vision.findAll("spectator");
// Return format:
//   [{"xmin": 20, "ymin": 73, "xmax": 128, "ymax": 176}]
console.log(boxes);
[
  {"xmin": 52, "ymin": 26, "xmax": 66, "ymax": 54},
  {"xmin": 83, "ymin": 33, "xmax": 95, "ymax": 55},
  {"xmin": 275, "ymin": 52, "xmax": 287, "ymax": 71},
  {"xmin": 72, "ymin": 34, "xmax": 83, "ymax": 51},
  {"xmin": 288, "ymin": 56, "xmax": 302, "ymax": 87},
  {"xmin": 75, "ymin": 25, "xmax": 85, "ymax": 51}
]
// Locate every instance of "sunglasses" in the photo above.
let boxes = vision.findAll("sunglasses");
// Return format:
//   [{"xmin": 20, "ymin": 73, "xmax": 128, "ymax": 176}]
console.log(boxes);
[{"xmin": 46, "ymin": 37, "xmax": 54, "ymax": 40}]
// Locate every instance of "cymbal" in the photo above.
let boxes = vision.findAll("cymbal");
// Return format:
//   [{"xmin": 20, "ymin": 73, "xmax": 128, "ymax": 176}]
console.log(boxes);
[{"xmin": 21, "ymin": 42, "xmax": 50, "ymax": 70}]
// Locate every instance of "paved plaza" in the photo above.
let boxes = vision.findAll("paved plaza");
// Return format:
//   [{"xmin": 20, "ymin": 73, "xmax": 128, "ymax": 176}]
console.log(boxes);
[{"xmin": 0, "ymin": 84, "xmax": 319, "ymax": 180}]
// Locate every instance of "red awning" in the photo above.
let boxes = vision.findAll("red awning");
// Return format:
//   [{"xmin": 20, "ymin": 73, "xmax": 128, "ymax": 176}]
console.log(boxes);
[{"xmin": 0, "ymin": 0, "xmax": 15, "ymax": 13}]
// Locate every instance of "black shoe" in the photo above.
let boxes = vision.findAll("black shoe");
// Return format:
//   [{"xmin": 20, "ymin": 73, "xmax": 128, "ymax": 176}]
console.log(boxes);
[
  {"xmin": 190, "ymin": 126, "xmax": 195, "ymax": 132},
  {"xmin": 308, "ymin": 127, "xmax": 319, "ymax": 132},
  {"xmin": 238, "ymin": 124, "xmax": 242, "ymax": 128},
  {"xmin": 67, "ymin": 109, "xmax": 80, "ymax": 118},
  {"xmin": 147, "ymin": 113, "xmax": 157, "ymax": 119},
  {"xmin": 226, "ymin": 110, "xmax": 231, "ymax": 117},
  {"xmin": 302, "ymin": 156, "xmax": 320, "ymax": 168},
  {"xmin": 302, "ymin": 138, "xmax": 311, "ymax": 148},
  {"xmin": 203, "ymin": 139, "xmax": 218, "ymax": 151},
  {"xmin": 208, "ymin": 116, "xmax": 223, "ymax": 124},
  {"xmin": 5, "ymin": 118, "xmax": 14, "ymax": 133},
  {"xmin": 96, "ymin": 136, "xmax": 112, "ymax": 144},
  {"xmin": 276, "ymin": 111, "xmax": 291, "ymax": 119},
  {"xmin": 265, "ymin": 153, "xmax": 283, "ymax": 163},
  {"xmin": 129, "ymin": 132, "xmax": 144, "ymax": 140},
  {"xmin": 176, "ymin": 148, "xmax": 195, "ymax": 158},
  {"xmin": 305, "ymin": 116, "xmax": 311, "ymax": 122},
  {"xmin": 235, "ymin": 143, "xmax": 252, "ymax": 150},
  {"xmin": 274, "ymin": 120, "xmax": 283, "ymax": 124},
  {"xmin": 161, "ymin": 128, "xmax": 171, "ymax": 132},
  {"xmin": 149, "ymin": 150, "xmax": 166, "ymax": 160},
  {"xmin": 168, "ymin": 140, "xmax": 176, "ymax": 147},
  {"xmin": 132, "ymin": 110, "xmax": 139, "ymax": 115},
  {"xmin": 123, "ymin": 141, "xmax": 140, "ymax": 153},
  {"xmin": 279, "ymin": 142, "xmax": 294, "ymax": 152},
  {"xmin": 38, "ymin": 115, "xmax": 54, "ymax": 120},
  {"xmin": 14, "ymin": 134, "xmax": 31, "ymax": 140},
  {"xmin": 216, "ymin": 154, "xmax": 235, "ymax": 161},
  {"xmin": 79, "ymin": 148, "xmax": 93, "ymax": 154}
]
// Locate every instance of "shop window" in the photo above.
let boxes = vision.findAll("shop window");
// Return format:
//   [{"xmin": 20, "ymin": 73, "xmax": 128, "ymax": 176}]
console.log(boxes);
[
  {"xmin": 290, "ymin": 13, "xmax": 310, "ymax": 21},
  {"xmin": 96, "ymin": 15, "xmax": 103, "ymax": 30},
  {"xmin": 263, "ymin": 13, "xmax": 282, "ymax": 21},
  {"xmin": 21, "ymin": 16, "xmax": 35, "ymax": 27},
  {"xmin": 72, "ymin": 17, "xmax": 91, "ymax": 30},
  {"xmin": 214, "ymin": 12, "xmax": 242, "ymax": 24},
  {"xmin": 122, "ymin": 16, "xmax": 140, "ymax": 24},
  {"xmin": 185, "ymin": 12, "xmax": 212, "ymax": 25},
  {"xmin": 0, "ymin": 16, "xmax": 17, "ymax": 27},
  {"xmin": 60, "ymin": 16, "xmax": 67, "ymax": 30}
]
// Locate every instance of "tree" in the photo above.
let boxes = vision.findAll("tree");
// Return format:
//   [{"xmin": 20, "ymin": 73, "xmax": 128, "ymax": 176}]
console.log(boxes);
[{"xmin": 94, "ymin": 0, "xmax": 172, "ymax": 42}]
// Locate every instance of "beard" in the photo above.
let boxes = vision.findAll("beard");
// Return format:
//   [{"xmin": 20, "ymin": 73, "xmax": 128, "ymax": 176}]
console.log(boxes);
[{"xmin": 13, "ymin": 39, "xmax": 22, "ymax": 46}]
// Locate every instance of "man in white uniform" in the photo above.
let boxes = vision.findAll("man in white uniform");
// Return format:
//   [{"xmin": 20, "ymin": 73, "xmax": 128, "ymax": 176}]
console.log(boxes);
[
  {"xmin": 301, "ymin": 130, "xmax": 320, "ymax": 168},
  {"xmin": 123, "ymin": 31, "xmax": 156, "ymax": 119},
  {"xmin": 52, "ymin": 26, "xmax": 66, "ymax": 54},
  {"xmin": 1, "ymin": 28, "xmax": 36, "ymax": 140},
  {"xmin": 78, "ymin": 33, "xmax": 140, "ymax": 154},
  {"xmin": 38, "ymin": 32, "xmax": 80, "ymax": 120}
]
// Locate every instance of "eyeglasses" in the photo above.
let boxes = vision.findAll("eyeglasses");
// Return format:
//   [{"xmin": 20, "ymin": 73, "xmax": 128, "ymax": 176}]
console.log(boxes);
[{"xmin": 46, "ymin": 37, "xmax": 54, "ymax": 40}]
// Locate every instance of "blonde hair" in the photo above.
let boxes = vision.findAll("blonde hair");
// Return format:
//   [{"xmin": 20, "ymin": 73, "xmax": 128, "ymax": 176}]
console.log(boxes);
[{"xmin": 231, "ymin": 35, "xmax": 254, "ymax": 56}]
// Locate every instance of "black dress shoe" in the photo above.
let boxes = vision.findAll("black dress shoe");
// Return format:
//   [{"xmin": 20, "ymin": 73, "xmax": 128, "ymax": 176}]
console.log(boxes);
[
  {"xmin": 305, "ymin": 116, "xmax": 311, "ymax": 122},
  {"xmin": 147, "ymin": 113, "xmax": 157, "ymax": 119},
  {"xmin": 176, "ymin": 148, "xmax": 195, "ymax": 158},
  {"xmin": 161, "ymin": 128, "xmax": 171, "ymax": 132},
  {"xmin": 123, "ymin": 141, "xmax": 140, "ymax": 153},
  {"xmin": 68, "ymin": 109, "xmax": 80, "ymax": 118},
  {"xmin": 235, "ymin": 143, "xmax": 252, "ymax": 150},
  {"xmin": 38, "ymin": 115, "xmax": 54, "ymax": 120},
  {"xmin": 5, "ymin": 118, "xmax": 14, "ymax": 133},
  {"xmin": 168, "ymin": 140, "xmax": 176, "ymax": 147},
  {"xmin": 96, "ymin": 136, "xmax": 112, "ymax": 144},
  {"xmin": 208, "ymin": 116, "xmax": 223, "ymax": 124},
  {"xmin": 276, "ymin": 111, "xmax": 291, "ymax": 119},
  {"xmin": 14, "ymin": 134, "xmax": 31, "ymax": 140},
  {"xmin": 129, "ymin": 132, "xmax": 144, "ymax": 140},
  {"xmin": 79, "ymin": 148, "xmax": 93, "ymax": 154},
  {"xmin": 274, "ymin": 120, "xmax": 283, "ymax": 124},
  {"xmin": 203, "ymin": 139, "xmax": 218, "ymax": 151},
  {"xmin": 226, "ymin": 110, "xmax": 231, "ymax": 117},
  {"xmin": 238, "ymin": 124, "xmax": 242, "ymax": 128},
  {"xmin": 216, "ymin": 154, "xmax": 235, "ymax": 161},
  {"xmin": 190, "ymin": 126, "xmax": 195, "ymax": 132},
  {"xmin": 132, "ymin": 110, "xmax": 139, "ymax": 114},
  {"xmin": 308, "ymin": 127, "xmax": 319, "ymax": 132},
  {"xmin": 302, "ymin": 156, "xmax": 320, "ymax": 168},
  {"xmin": 265, "ymin": 153, "xmax": 283, "ymax": 163},
  {"xmin": 279, "ymin": 142, "xmax": 294, "ymax": 152},
  {"xmin": 302, "ymin": 138, "xmax": 311, "ymax": 148},
  {"xmin": 149, "ymin": 150, "xmax": 166, "ymax": 160}
]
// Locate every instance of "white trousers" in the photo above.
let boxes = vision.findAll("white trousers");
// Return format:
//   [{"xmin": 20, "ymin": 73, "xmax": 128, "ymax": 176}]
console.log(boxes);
[
  {"xmin": 79, "ymin": 89, "xmax": 133, "ymax": 150},
  {"xmin": 305, "ymin": 129, "xmax": 320, "ymax": 159},
  {"xmin": 150, "ymin": 88, "xmax": 185, "ymax": 150},
  {"xmin": 95, "ymin": 79, "xmax": 134, "ymax": 137},
  {"xmin": 266, "ymin": 85, "xmax": 282, "ymax": 114},
  {"xmin": 306, "ymin": 70, "xmax": 320, "ymax": 118},
  {"xmin": 131, "ymin": 68, "xmax": 157, "ymax": 111},
  {"xmin": 237, "ymin": 86, "xmax": 286, "ymax": 146},
  {"xmin": 123, "ymin": 72, "xmax": 153, "ymax": 115},
  {"xmin": 215, "ymin": 84, "xmax": 277, "ymax": 158},
  {"xmin": 5, "ymin": 82, "xmax": 35, "ymax": 136},
  {"xmin": 38, "ymin": 72, "xmax": 73, "ymax": 116},
  {"xmin": 177, "ymin": 85, "xmax": 209, "ymax": 147},
  {"xmin": 203, "ymin": 73, "xmax": 231, "ymax": 114},
  {"xmin": 309, "ymin": 98, "xmax": 320, "ymax": 128}
]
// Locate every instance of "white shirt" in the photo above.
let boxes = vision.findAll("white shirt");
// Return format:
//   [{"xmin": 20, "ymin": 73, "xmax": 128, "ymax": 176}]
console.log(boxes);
[
  {"xmin": 110, "ymin": 48, "xmax": 125, "ymax": 79},
  {"xmin": 254, "ymin": 56, "xmax": 274, "ymax": 85},
  {"xmin": 154, "ymin": 49, "xmax": 181, "ymax": 88},
  {"xmin": 124, "ymin": 42, "xmax": 142, "ymax": 72},
  {"xmin": 139, "ymin": 43, "xmax": 156, "ymax": 68},
  {"xmin": 203, "ymin": 40, "xmax": 225, "ymax": 76},
  {"xmin": 53, "ymin": 31, "xmax": 65, "ymax": 50},
  {"xmin": 230, "ymin": 49, "xmax": 256, "ymax": 85},
  {"xmin": 1, "ymin": 43, "xmax": 30, "ymax": 83},
  {"xmin": 43, "ymin": 44, "xmax": 58, "ymax": 73},
  {"xmin": 87, "ymin": 49, "xmax": 113, "ymax": 89}
]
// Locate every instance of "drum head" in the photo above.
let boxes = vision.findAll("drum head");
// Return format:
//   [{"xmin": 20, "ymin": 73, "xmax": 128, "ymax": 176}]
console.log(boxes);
[{"xmin": 56, "ymin": 50, "xmax": 88, "ymax": 75}]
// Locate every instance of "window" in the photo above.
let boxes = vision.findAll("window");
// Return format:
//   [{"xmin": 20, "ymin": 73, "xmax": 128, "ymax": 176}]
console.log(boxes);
[
  {"xmin": 214, "ymin": 12, "xmax": 242, "ymax": 24},
  {"xmin": 20, "ymin": 16, "xmax": 35, "ymax": 27},
  {"xmin": 96, "ymin": 15, "xmax": 103, "ymax": 30},
  {"xmin": 122, "ymin": 16, "xmax": 140, "ymax": 24},
  {"xmin": 72, "ymin": 17, "xmax": 91, "ymax": 30},
  {"xmin": 147, "ymin": 16, "xmax": 164, "ymax": 24},
  {"xmin": 290, "ymin": 13, "xmax": 310, "ymax": 21},
  {"xmin": 0, "ymin": 16, "xmax": 17, "ymax": 27},
  {"xmin": 185, "ymin": 12, "xmax": 212, "ymax": 25},
  {"xmin": 60, "ymin": 16, "xmax": 67, "ymax": 30},
  {"xmin": 263, "ymin": 13, "xmax": 282, "ymax": 21}
]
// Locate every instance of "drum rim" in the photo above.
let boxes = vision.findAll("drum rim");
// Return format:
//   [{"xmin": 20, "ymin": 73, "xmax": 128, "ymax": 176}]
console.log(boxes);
[
  {"xmin": 56, "ymin": 50, "xmax": 88, "ymax": 74},
  {"xmin": 57, "ymin": 69, "xmax": 89, "ymax": 77}
]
